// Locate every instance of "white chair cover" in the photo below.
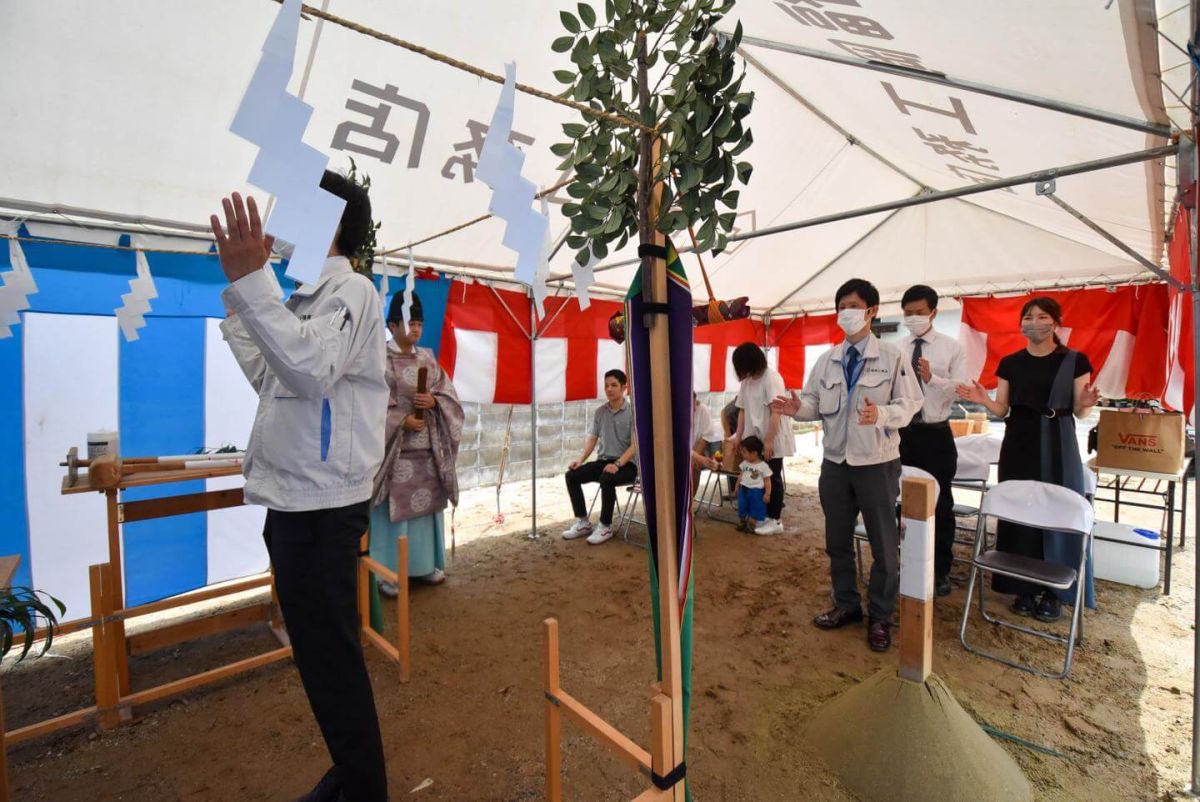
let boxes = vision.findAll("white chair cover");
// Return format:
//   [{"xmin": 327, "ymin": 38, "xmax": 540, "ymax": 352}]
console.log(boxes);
[
  {"xmin": 954, "ymin": 434, "xmax": 1002, "ymax": 481},
  {"xmin": 980, "ymin": 480, "xmax": 1094, "ymax": 536}
]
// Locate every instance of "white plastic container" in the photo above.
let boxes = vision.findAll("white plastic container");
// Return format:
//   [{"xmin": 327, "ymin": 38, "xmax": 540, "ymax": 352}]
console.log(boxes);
[
  {"xmin": 1092, "ymin": 521, "xmax": 1161, "ymax": 589},
  {"xmin": 87, "ymin": 429, "xmax": 119, "ymax": 459}
]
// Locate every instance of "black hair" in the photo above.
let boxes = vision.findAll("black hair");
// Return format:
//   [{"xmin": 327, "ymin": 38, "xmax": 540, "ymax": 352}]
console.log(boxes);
[
  {"xmin": 900, "ymin": 284, "xmax": 938, "ymax": 310},
  {"xmin": 1020, "ymin": 296, "xmax": 1065, "ymax": 348},
  {"xmin": 386, "ymin": 290, "xmax": 424, "ymax": 324},
  {"xmin": 731, "ymin": 342, "xmax": 768, "ymax": 380},
  {"xmin": 320, "ymin": 170, "xmax": 372, "ymax": 258},
  {"xmin": 740, "ymin": 435, "xmax": 764, "ymax": 456},
  {"xmin": 835, "ymin": 278, "xmax": 880, "ymax": 308},
  {"xmin": 604, "ymin": 368, "xmax": 628, "ymax": 387}
]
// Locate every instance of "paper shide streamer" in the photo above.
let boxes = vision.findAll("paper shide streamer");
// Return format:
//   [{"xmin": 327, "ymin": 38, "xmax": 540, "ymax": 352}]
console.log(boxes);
[
  {"xmin": 0, "ymin": 221, "xmax": 37, "ymax": 339},
  {"xmin": 115, "ymin": 247, "xmax": 158, "ymax": 342},
  {"xmin": 230, "ymin": 0, "xmax": 344, "ymax": 285},
  {"xmin": 476, "ymin": 63, "xmax": 553, "ymax": 315}
]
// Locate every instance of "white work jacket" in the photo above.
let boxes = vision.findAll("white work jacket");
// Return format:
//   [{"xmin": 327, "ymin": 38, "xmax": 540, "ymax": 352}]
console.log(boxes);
[
  {"xmin": 221, "ymin": 256, "xmax": 388, "ymax": 512},
  {"xmin": 792, "ymin": 335, "xmax": 923, "ymax": 466}
]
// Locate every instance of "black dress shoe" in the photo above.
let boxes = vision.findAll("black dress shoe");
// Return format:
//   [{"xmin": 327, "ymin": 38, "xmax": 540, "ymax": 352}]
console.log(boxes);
[
  {"xmin": 867, "ymin": 618, "xmax": 892, "ymax": 652},
  {"xmin": 296, "ymin": 767, "xmax": 342, "ymax": 802},
  {"xmin": 1034, "ymin": 592, "xmax": 1063, "ymax": 623},
  {"xmin": 935, "ymin": 575, "xmax": 952, "ymax": 597},
  {"xmin": 1010, "ymin": 594, "xmax": 1036, "ymax": 617},
  {"xmin": 813, "ymin": 606, "xmax": 864, "ymax": 629}
]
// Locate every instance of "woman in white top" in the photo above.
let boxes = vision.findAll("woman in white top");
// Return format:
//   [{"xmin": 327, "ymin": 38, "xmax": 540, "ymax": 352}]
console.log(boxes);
[
  {"xmin": 691, "ymin": 393, "xmax": 722, "ymax": 496},
  {"xmin": 732, "ymin": 342, "xmax": 794, "ymax": 535}
]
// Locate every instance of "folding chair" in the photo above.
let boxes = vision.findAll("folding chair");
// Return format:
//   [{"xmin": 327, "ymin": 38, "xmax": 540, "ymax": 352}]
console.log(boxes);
[
  {"xmin": 616, "ymin": 482, "xmax": 647, "ymax": 548},
  {"xmin": 853, "ymin": 465, "xmax": 937, "ymax": 582},
  {"xmin": 958, "ymin": 479, "xmax": 1095, "ymax": 679},
  {"xmin": 949, "ymin": 435, "xmax": 998, "ymax": 561}
]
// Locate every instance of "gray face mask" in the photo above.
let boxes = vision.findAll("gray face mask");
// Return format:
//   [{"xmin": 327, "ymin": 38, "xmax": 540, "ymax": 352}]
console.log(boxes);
[{"xmin": 1021, "ymin": 321, "xmax": 1055, "ymax": 343}]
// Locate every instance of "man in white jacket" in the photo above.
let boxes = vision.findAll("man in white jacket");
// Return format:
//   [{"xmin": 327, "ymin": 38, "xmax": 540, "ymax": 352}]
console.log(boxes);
[
  {"xmin": 772, "ymin": 279, "xmax": 922, "ymax": 653},
  {"xmin": 210, "ymin": 174, "xmax": 388, "ymax": 802}
]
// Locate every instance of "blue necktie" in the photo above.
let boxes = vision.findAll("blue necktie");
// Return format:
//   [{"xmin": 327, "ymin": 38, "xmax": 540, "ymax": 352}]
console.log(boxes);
[{"xmin": 844, "ymin": 345, "xmax": 860, "ymax": 389}]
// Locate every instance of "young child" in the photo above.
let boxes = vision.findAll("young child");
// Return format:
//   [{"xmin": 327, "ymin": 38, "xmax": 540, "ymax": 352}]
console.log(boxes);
[{"xmin": 736, "ymin": 436, "xmax": 774, "ymax": 534}]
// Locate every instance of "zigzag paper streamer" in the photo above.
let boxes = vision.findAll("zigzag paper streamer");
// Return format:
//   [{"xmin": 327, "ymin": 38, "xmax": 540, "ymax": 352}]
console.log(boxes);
[
  {"xmin": 533, "ymin": 192, "xmax": 552, "ymax": 319},
  {"xmin": 571, "ymin": 250, "xmax": 598, "ymax": 311},
  {"xmin": 230, "ymin": 0, "xmax": 344, "ymax": 285},
  {"xmin": 0, "ymin": 221, "xmax": 38, "ymax": 339},
  {"xmin": 476, "ymin": 63, "xmax": 549, "ymax": 289},
  {"xmin": 400, "ymin": 248, "xmax": 416, "ymax": 329},
  {"xmin": 115, "ymin": 248, "xmax": 158, "ymax": 342},
  {"xmin": 377, "ymin": 245, "xmax": 390, "ymax": 315}
]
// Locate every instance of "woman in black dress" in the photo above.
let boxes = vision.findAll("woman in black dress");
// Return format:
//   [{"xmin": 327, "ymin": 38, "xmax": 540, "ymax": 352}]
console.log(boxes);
[{"xmin": 957, "ymin": 297, "xmax": 1100, "ymax": 621}]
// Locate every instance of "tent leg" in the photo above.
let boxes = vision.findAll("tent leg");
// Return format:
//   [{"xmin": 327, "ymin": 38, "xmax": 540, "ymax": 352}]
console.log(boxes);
[
  {"xmin": 530, "ymin": 310, "xmax": 539, "ymax": 540},
  {"xmin": 1191, "ymin": 3, "xmax": 1200, "ymax": 793}
]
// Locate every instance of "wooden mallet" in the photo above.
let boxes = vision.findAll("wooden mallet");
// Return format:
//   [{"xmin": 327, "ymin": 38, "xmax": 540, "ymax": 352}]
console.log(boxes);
[{"xmin": 414, "ymin": 367, "xmax": 429, "ymax": 421}]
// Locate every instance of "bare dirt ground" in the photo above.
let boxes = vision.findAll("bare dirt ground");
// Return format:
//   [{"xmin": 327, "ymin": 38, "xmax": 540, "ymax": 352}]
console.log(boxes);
[{"xmin": 4, "ymin": 436, "xmax": 1196, "ymax": 801}]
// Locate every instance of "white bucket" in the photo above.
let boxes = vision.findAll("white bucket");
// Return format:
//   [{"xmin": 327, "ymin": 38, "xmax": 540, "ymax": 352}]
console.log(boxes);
[
  {"xmin": 1092, "ymin": 521, "xmax": 1161, "ymax": 589},
  {"xmin": 87, "ymin": 429, "xmax": 119, "ymax": 460}
]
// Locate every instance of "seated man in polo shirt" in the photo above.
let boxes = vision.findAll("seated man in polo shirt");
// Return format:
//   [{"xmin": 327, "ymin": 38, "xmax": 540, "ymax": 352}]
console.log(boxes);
[{"xmin": 562, "ymin": 369, "xmax": 637, "ymax": 545}]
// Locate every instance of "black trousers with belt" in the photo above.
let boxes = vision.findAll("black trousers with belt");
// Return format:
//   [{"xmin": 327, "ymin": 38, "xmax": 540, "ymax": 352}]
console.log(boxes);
[
  {"xmin": 898, "ymin": 421, "xmax": 958, "ymax": 581},
  {"xmin": 566, "ymin": 458, "xmax": 638, "ymax": 525},
  {"xmin": 265, "ymin": 501, "xmax": 388, "ymax": 802}
]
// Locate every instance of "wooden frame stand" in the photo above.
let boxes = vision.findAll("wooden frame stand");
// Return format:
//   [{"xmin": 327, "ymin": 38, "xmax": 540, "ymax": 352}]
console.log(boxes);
[
  {"xmin": 358, "ymin": 534, "xmax": 411, "ymax": 682},
  {"xmin": 543, "ymin": 619, "xmax": 681, "ymax": 802}
]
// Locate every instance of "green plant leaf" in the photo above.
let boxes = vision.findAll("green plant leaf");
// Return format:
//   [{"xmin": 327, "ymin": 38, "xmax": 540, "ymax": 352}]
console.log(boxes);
[
  {"xmin": 736, "ymin": 161, "xmax": 753, "ymax": 184},
  {"xmin": 560, "ymin": 10, "xmax": 581, "ymax": 33},
  {"xmin": 562, "ymin": 122, "xmax": 587, "ymax": 138},
  {"xmin": 554, "ymin": 69, "xmax": 576, "ymax": 84},
  {"xmin": 719, "ymin": 190, "xmax": 740, "ymax": 208},
  {"xmin": 552, "ymin": 35, "xmax": 576, "ymax": 53},
  {"xmin": 718, "ymin": 211, "xmax": 736, "ymax": 231},
  {"xmin": 614, "ymin": 0, "xmax": 631, "ymax": 15},
  {"xmin": 550, "ymin": 142, "xmax": 574, "ymax": 157},
  {"xmin": 578, "ymin": 2, "xmax": 597, "ymax": 28}
]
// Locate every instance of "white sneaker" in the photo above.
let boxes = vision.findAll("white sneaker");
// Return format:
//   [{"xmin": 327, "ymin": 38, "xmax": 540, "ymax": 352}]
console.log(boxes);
[
  {"xmin": 378, "ymin": 580, "xmax": 400, "ymax": 598},
  {"xmin": 418, "ymin": 569, "xmax": 446, "ymax": 585},
  {"xmin": 586, "ymin": 525, "xmax": 614, "ymax": 545},
  {"xmin": 563, "ymin": 519, "xmax": 594, "ymax": 540},
  {"xmin": 754, "ymin": 518, "xmax": 784, "ymax": 536}
]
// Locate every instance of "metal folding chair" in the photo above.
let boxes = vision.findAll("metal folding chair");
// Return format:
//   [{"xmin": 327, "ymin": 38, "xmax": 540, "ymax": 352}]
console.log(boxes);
[
  {"xmin": 950, "ymin": 434, "xmax": 1001, "ymax": 538},
  {"xmin": 958, "ymin": 479, "xmax": 1095, "ymax": 679},
  {"xmin": 616, "ymin": 483, "xmax": 646, "ymax": 548}
]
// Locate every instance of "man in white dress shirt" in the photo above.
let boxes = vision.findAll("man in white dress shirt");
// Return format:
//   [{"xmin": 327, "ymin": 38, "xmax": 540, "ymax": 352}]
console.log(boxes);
[{"xmin": 898, "ymin": 284, "xmax": 968, "ymax": 598}]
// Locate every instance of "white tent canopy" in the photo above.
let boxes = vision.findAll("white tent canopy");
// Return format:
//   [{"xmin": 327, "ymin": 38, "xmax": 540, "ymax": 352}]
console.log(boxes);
[{"xmin": 0, "ymin": 0, "xmax": 1181, "ymax": 313}]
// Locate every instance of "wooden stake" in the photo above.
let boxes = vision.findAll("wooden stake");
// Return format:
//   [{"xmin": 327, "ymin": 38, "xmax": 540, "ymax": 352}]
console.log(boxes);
[
  {"xmin": 104, "ymin": 491, "xmax": 130, "ymax": 696},
  {"xmin": 90, "ymin": 564, "xmax": 121, "ymax": 730},
  {"xmin": 397, "ymin": 536, "xmax": 410, "ymax": 682},
  {"xmin": 898, "ymin": 477, "xmax": 937, "ymax": 684},
  {"xmin": 544, "ymin": 618, "xmax": 563, "ymax": 802}
]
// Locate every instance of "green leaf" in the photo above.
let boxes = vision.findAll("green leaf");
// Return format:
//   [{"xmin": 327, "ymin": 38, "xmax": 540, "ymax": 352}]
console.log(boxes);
[
  {"xmin": 592, "ymin": 240, "xmax": 609, "ymax": 260},
  {"xmin": 562, "ymin": 122, "xmax": 587, "ymax": 138},
  {"xmin": 574, "ymin": 247, "xmax": 592, "ymax": 267},
  {"xmin": 736, "ymin": 161, "xmax": 753, "ymax": 184},
  {"xmin": 567, "ymin": 234, "xmax": 587, "ymax": 249},
  {"xmin": 719, "ymin": 190, "xmax": 740, "ymax": 208},
  {"xmin": 729, "ymin": 129, "xmax": 753, "ymax": 156},
  {"xmin": 560, "ymin": 10, "xmax": 581, "ymax": 33},
  {"xmin": 563, "ymin": 203, "xmax": 583, "ymax": 217},
  {"xmin": 695, "ymin": 135, "xmax": 713, "ymax": 161},
  {"xmin": 696, "ymin": 215, "xmax": 717, "ymax": 247},
  {"xmin": 614, "ymin": 0, "xmax": 631, "ymax": 15},
  {"xmin": 586, "ymin": 203, "xmax": 608, "ymax": 220},
  {"xmin": 552, "ymin": 35, "xmax": 576, "ymax": 53},
  {"xmin": 718, "ymin": 212, "xmax": 736, "ymax": 231},
  {"xmin": 554, "ymin": 69, "xmax": 577, "ymax": 84},
  {"xmin": 598, "ymin": 172, "xmax": 620, "ymax": 192},
  {"xmin": 550, "ymin": 142, "xmax": 574, "ymax": 157},
  {"xmin": 567, "ymin": 182, "xmax": 591, "ymax": 199},
  {"xmin": 605, "ymin": 0, "xmax": 615, "ymax": 22},
  {"xmin": 578, "ymin": 2, "xmax": 596, "ymax": 27}
]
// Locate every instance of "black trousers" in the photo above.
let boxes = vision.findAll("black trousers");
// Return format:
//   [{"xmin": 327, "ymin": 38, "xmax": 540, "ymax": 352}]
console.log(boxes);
[
  {"xmin": 265, "ymin": 502, "xmax": 388, "ymax": 802},
  {"xmin": 818, "ymin": 458, "xmax": 902, "ymax": 621},
  {"xmin": 766, "ymin": 457, "xmax": 785, "ymax": 520},
  {"xmin": 566, "ymin": 459, "xmax": 638, "ymax": 525},
  {"xmin": 899, "ymin": 422, "xmax": 958, "ymax": 580}
]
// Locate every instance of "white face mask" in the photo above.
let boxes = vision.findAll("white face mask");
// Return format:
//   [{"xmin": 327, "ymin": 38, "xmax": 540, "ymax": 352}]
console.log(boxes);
[
  {"xmin": 903, "ymin": 315, "xmax": 932, "ymax": 336},
  {"xmin": 837, "ymin": 308, "xmax": 868, "ymax": 336}
]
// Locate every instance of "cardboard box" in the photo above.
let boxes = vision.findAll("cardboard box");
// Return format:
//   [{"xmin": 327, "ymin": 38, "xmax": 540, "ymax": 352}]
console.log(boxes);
[
  {"xmin": 717, "ymin": 438, "xmax": 740, "ymax": 474},
  {"xmin": 949, "ymin": 420, "xmax": 973, "ymax": 438},
  {"xmin": 1096, "ymin": 409, "xmax": 1185, "ymax": 475}
]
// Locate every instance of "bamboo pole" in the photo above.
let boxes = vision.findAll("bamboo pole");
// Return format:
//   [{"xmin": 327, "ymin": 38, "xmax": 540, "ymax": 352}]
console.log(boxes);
[
  {"xmin": 90, "ymin": 564, "xmax": 121, "ymax": 730},
  {"xmin": 397, "ymin": 536, "xmax": 410, "ymax": 682},
  {"xmin": 544, "ymin": 618, "xmax": 563, "ymax": 802},
  {"xmin": 636, "ymin": 30, "xmax": 686, "ymax": 801},
  {"xmin": 104, "ymin": 492, "xmax": 130, "ymax": 696}
]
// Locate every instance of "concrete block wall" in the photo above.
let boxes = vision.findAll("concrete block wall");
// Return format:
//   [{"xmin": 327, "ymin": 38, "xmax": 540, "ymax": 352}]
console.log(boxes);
[{"xmin": 455, "ymin": 391, "xmax": 739, "ymax": 491}]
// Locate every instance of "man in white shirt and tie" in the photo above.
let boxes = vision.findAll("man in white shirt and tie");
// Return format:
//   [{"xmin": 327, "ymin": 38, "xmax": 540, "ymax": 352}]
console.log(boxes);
[{"xmin": 898, "ymin": 284, "xmax": 968, "ymax": 598}]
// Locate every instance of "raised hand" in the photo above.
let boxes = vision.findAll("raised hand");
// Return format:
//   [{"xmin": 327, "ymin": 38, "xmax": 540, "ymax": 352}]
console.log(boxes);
[
  {"xmin": 210, "ymin": 193, "xmax": 275, "ymax": 284},
  {"xmin": 917, "ymin": 356, "xmax": 932, "ymax": 383},
  {"xmin": 1078, "ymin": 382, "xmax": 1100, "ymax": 408},
  {"xmin": 858, "ymin": 397, "xmax": 879, "ymax": 425},
  {"xmin": 956, "ymin": 380, "xmax": 988, "ymax": 404},
  {"xmin": 771, "ymin": 391, "xmax": 801, "ymax": 417}
]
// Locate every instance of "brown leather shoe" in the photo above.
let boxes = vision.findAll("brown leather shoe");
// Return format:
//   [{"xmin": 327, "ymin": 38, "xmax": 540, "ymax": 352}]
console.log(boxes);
[
  {"xmin": 813, "ymin": 606, "xmax": 864, "ymax": 630},
  {"xmin": 868, "ymin": 618, "xmax": 892, "ymax": 652}
]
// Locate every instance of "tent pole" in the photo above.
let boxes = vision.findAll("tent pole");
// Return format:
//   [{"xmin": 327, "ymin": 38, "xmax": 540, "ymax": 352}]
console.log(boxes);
[
  {"xmin": 530, "ymin": 297, "xmax": 539, "ymax": 540},
  {"xmin": 1190, "ymin": 0, "xmax": 1200, "ymax": 794},
  {"xmin": 565, "ymin": 143, "xmax": 1181, "ymax": 280},
  {"xmin": 733, "ymin": 33, "xmax": 1171, "ymax": 138}
]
